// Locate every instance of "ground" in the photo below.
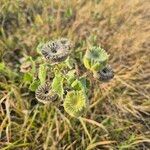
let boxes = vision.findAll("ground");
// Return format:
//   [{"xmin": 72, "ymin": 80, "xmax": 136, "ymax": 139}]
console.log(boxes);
[{"xmin": 0, "ymin": 0, "xmax": 150, "ymax": 149}]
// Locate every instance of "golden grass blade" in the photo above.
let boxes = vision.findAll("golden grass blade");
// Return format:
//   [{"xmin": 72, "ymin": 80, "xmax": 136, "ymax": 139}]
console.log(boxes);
[
  {"xmin": 86, "ymin": 140, "xmax": 116, "ymax": 150},
  {"xmin": 81, "ymin": 117, "xmax": 108, "ymax": 133},
  {"xmin": 79, "ymin": 117, "xmax": 92, "ymax": 142}
]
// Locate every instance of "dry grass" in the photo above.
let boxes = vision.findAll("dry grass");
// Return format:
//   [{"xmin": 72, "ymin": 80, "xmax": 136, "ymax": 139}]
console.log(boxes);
[{"xmin": 0, "ymin": 0, "xmax": 150, "ymax": 149}]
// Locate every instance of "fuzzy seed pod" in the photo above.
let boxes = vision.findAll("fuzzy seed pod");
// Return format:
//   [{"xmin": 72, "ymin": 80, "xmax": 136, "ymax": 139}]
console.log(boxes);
[
  {"xmin": 41, "ymin": 38, "xmax": 72, "ymax": 63},
  {"xmin": 83, "ymin": 46, "xmax": 109, "ymax": 72},
  {"xmin": 94, "ymin": 66, "xmax": 114, "ymax": 82},
  {"xmin": 63, "ymin": 90, "xmax": 88, "ymax": 118},
  {"xmin": 35, "ymin": 83, "xmax": 58, "ymax": 104}
]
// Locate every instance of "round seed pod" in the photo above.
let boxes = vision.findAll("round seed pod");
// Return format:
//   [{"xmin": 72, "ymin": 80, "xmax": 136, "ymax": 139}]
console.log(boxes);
[
  {"xmin": 35, "ymin": 83, "xmax": 58, "ymax": 104},
  {"xmin": 41, "ymin": 38, "xmax": 72, "ymax": 63},
  {"xmin": 63, "ymin": 90, "xmax": 88, "ymax": 118},
  {"xmin": 83, "ymin": 46, "xmax": 109, "ymax": 72},
  {"xmin": 58, "ymin": 38, "xmax": 72, "ymax": 49},
  {"xmin": 94, "ymin": 66, "xmax": 114, "ymax": 82}
]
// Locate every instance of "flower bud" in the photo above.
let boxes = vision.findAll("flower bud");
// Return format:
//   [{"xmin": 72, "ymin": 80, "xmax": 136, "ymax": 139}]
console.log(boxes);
[
  {"xmin": 63, "ymin": 90, "xmax": 88, "ymax": 117},
  {"xmin": 83, "ymin": 46, "xmax": 109, "ymax": 72}
]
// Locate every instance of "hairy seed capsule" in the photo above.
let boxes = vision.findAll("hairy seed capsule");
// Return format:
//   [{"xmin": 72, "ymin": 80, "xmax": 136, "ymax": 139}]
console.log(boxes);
[
  {"xmin": 35, "ymin": 83, "xmax": 58, "ymax": 104},
  {"xmin": 83, "ymin": 46, "xmax": 109, "ymax": 72},
  {"xmin": 94, "ymin": 66, "xmax": 114, "ymax": 81},
  {"xmin": 63, "ymin": 90, "xmax": 88, "ymax": 118},
  {"xmin": 41, "ymin": 38, "xmax": 72, "ymax": 63}
]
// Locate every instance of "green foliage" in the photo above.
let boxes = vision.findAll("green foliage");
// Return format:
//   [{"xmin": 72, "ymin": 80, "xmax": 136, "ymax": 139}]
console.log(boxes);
[
  {"xmin": 83, "ymin": 46, "xmax": 109, "ymax": 72},
  {"xmin": 0, "ymin": 1, "xmax": 148, "ymax": 149},
  {"xmin": 63, "ymin": 90, "xmax": 88, "ymax": 118},
  {"xmin": 71, "ymin": 79, "xmax": 83, "ymax": 90},
  {"xmin": 0, "ymin": 62, "xmax": 5, "ymax": 71},
  {"xmin": 64, "ymin": 8, "xmax": 73, "ymax": 19},
  {"xmin": 71, "ymin": 77, "xmax": 89, "ymax": 94},
  {"xmin": 66, "ymin": 69, "xmax": 76, "ymax": 85},
  {"xmin": 38, "ymin": 64, "xmax": 47, "ymax": 85},
  {"xmin": 28, "ymin": 57, "xmax": 36, "ymax": 75},
  {"xmin": 36, "ymin": 42, "xmax": 45, "ymax": 54},
  {"xmin": 65, "ymin": 57, "xmax": 75, "ymax": 69},
  {"xmin": 52, "ymin": 72, "xmax": 64, "ymax": 99},
  {"xmin": 22, "ymin": 39, "xmax": 112, "ymax": 118},
  {"xmin": 29, "ymin": 79, "xmax": 40, "ymax": 92},
  {"xmin": 23, "ymin": 73, "xmax": 33, "ymax": 84}
]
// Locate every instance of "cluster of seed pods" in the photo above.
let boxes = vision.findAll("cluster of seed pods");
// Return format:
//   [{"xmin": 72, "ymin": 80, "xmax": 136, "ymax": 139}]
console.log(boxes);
[
  {"xmin": 83, "ymin": 46, "xmax": 114, "ymax": 82},
  {"xmin": 36, "ymin": 38, "xmax": 72, "ymax": 104},
  {"xmin": 35, "ymin": 39, "xmax": 114, "ymax": 117}
]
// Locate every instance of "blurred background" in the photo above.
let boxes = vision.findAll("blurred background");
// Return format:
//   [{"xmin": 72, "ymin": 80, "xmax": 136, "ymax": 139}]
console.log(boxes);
[{"xmin": 0, "ymin": 0, "xmax": 150, "ymax": 149}]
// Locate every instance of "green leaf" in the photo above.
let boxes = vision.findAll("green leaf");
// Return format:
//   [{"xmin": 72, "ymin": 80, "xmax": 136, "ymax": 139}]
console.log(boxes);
[
  {"xmin": 36, "ymin": 42, "xmax": 44, "ymax": 54},
  {"xmin": 83, "ymin": 46, "xmax": 109, "ymax": 72},
  {"xmin": 65, "ymin": 8, "xmax": 73, "ymax": 18},
  {"xmin": 71, "ymin": 77, "xmax": 89, "ymax": 94},
  {"xmin": 76, "ymin": 51, "xmax": 84, "ymax": 62},
  {"xmin": 27, "ymin": 56, "xmax": 36, "ymax": 75},
  {"xmin": 29, "ymin": 79, "xmax": 40, "ymax": 92},
  {"xmin": 80, "ymin": 77, "xmax": 90, "ymax": 93},
  {"xmin": 52, "ymin": 72, "xmax": 64, "ymax": 99},
  {"xmin": 83, "ymin": 57, "xmax": 91, "ymax": 70},
  {"xmin": 23, "ymin": 73, "xmax": 33, "ymax": 84},
  {"xmin": 65, "ymin": 57, "xmax": 74, "ymax": 69},
  {"xmin": 0, "ymin": 62, "xmax": 18, "ymax": 78},
  {"xmin": 0, "ymin": 62, "xmax": 5, "ymax": 71},
  {"xmin": 91, "ymin": 62, "xmax": 101, "ymax": 71},
  {"xmin": 71, "ymin": 79, "xmax": 82, "ymax": 91},
  {"xmin": 66, "ymin": 69, "xmax": 76, "ymax": 85},
  {"xmin": 38, "ymin": 64, "xmax": 47, "ymax": 85}
]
